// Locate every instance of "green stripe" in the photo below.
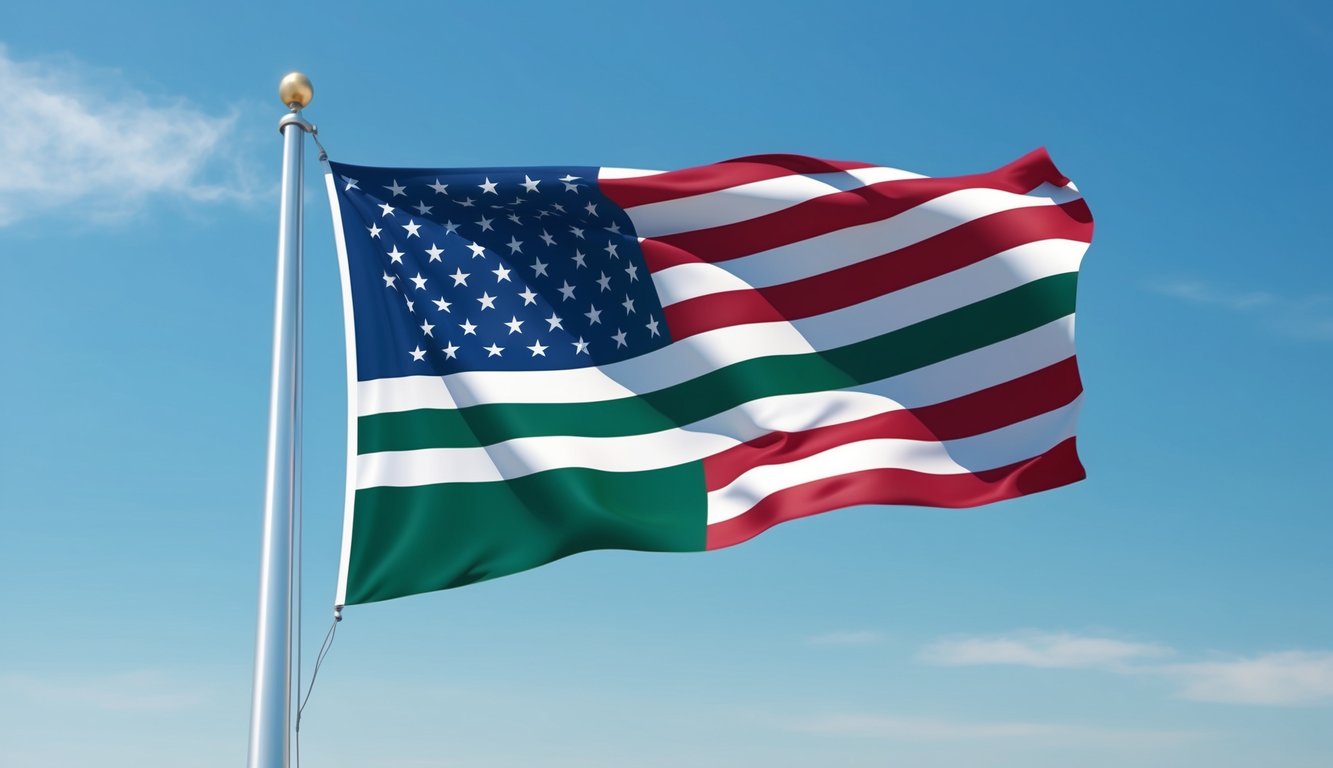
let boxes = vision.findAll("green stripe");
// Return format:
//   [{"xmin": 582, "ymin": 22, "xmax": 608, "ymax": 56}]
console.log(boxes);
[
  {"xmin": 359, "ymin": 273, "xmax": 1077, "ymax": 453},
  {"xmin": 343, "ymin": 461, "xmax": 706, "ymax": 605}
]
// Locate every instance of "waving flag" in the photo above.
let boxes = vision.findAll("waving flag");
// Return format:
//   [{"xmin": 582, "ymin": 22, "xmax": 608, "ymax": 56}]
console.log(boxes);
[{"xmin": 324, "ymin": 149, "xmax": 1093, "ymax": 606}]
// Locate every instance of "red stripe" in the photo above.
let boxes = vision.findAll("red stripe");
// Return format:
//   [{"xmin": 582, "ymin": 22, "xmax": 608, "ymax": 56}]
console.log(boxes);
[
  {"xmin": 598, "ymin": 154, "xmax": 875, "ymax": 210},
  {"xmin": 632, "ymin": 148, "xmax": 1075, "ymax": 270},
  {"xmin": 704, "ymin": 437, "xmax": 1085, "ymax": 550},
  {"xmin": 663, "ymin": 202, "xmax": 1092, "ymax": 340},
  {"xmin": 703, "ymin": 358, "xmax": 1082, "ymax": 492}
]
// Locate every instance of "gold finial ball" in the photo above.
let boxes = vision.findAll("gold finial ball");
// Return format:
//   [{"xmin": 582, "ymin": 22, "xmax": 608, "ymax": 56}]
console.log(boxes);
[{"xmin": 278, "ymin": 72, "xmax": 313, "ymax": 111}]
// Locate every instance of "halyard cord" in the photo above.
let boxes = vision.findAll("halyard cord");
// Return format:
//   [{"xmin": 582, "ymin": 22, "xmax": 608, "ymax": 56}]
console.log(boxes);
[
  {"xmin": 296, "ymin": 129, "xmax": 339, "ymax": 768},
  {"xmin": 296, "ymin": 616, "xmax": 339, "ymax": 767},
  {"xmin": 311, "ymin": 129, "xmax": 329, "ymax": 163}
]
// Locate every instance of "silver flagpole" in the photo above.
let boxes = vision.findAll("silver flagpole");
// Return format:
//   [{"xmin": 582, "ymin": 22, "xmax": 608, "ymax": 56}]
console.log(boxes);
[{"xmin": 248, "ymin": 72, "xmax": 315, "ymax": 768}]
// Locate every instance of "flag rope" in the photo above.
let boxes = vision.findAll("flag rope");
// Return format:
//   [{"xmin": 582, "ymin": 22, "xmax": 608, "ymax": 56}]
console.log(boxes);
[
  {"xmin": 296, "ymin": 130, "xmax": 338, "ymax": 768},
  {"xmin": 295, "ymin": 615, "xmax": 339, "ymax": 768}
]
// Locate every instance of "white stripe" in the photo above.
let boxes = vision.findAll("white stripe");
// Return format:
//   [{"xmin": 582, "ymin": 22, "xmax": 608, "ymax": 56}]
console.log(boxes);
[
  {"xmin": 356, "ymin": 239, "xmax": 1083, "ymax": 415},
  {"xmin": 354, "ymin": 327, "xmax": 1078, "ymax": 488},
  {"xmin": 624, "ymin": 166, "xmax": 924, "ymax": 237},
  {"xmin": 705, "ymin": 400, "xmax": 1081, "ymax": 525},
  {"xmin": 690, "ymin": 317, "xmax": 1076, "ymax": 438},
  {"xmin": 793, "ymin": 239, "xmax": 1080, "ymax": 350},
  {"xmin": 649, "ymin": 183, "xmax": 1082, "ymax": 306},
  {"xmin": 325, "ymin": 167, "xmax": 362, "ymax": 608},
  {"xmin": 358, "ymin": 312, "xmax": 1073, "ymax": 421},
  {"xmin": 598, "ymin": 167, "xmax": 664, "ymax": 180},
  {"xmin": 358, "ymin": 428, "xmax": 733, "ymax": 488},
  {"xmin": 357, "ymin": 392, "xmax": 1079, "ymax": 491}
]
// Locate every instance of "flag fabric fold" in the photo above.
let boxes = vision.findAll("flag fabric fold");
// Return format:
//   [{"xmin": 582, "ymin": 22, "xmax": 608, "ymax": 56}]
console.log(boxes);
[{"xmin": 324, "ymin": 149, "xmax": 1093, "ymax": 606}]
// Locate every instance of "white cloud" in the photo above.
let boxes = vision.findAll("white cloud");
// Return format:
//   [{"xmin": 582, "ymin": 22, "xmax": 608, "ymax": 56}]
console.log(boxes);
[
  {"xmin": 920, "ymin": 632, "xmax": 1333, "ymax": 707},
  {"xmin": 805, "ymin": 630, "xmax": 884, "ymax": 647},
  {"xmin": 1165, "ymin": 651, "xmax": 1333, "ymax": 706},
  {"xmin": 0, "ymin": 46, "xmax": 262, "ymax": 227},
  {"xmin": 1148, "ymin": 279, "xmax": 1333, "ymax": 341},
  {"xmin": 1, "ymin": 669, "xmax": 206, "ymax": 712},
  {"xmin": 1149, "ymin": 280, "xmax": 1275, "ymax": 311},
  {"xmin": 795, "ymin": 713, "xmax": 1200, "ymax": 745},
  {"xmin": 919, "ymin": 631, "xmax": 1170, "ymax": 670}
]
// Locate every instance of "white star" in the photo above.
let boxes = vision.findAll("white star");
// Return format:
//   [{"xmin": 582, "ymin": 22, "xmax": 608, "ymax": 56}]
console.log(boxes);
[
  {"xmin": 477, "ymin": 292, "xmax": 497, "ymax": 310},
  {"xmin": 622, "ymin": 295, "xmax": 636, "ymax": 314},
  {"xmin": 518, "ymin": 287, "xmax": 538, "ymax": 306},
  {"xmin": 625, "ymin": 263, "xmax": 639, "ymax": 282},
  {"xmin": 545, "ymin": 312, "xmax": 564, "ymax": 331},
  {"xmin": 559, "ymin": 174, "xmax": 580, "ymax": 183},
  {"xmin": 382, "ymin": 271, "xmax": 397, "ymax": 288},
  {"xmin": 441, "ymin": 341, "xmax": 460, "ymax": 359},
  {"xmin": 420, "ymin": 319, "xmax": 435, "ymax": 337},
  {"xmin": 521, "ymin": 175, "xmax": 541, "ymax": 193},
  {"xmin": 410, "ymin": 345, "xmax": 427, "ymax": 361},
  {"xmin": 504, "ymin": 316, "xmax": 525, "ymax": 334},
  {"xmin": 506, "ymin": 236, "xmax": 523, "ymax": 254},
  {"xmin": 413, "ymin": 201, "xmax": 434, "ymax": 215},
  {"xmin": 433, "ymin": 297, "xmax": 452, "ymax": 312},
  {"xmin": 476, "ymin": 215, "xmax": 494, "ymax": 232},
  {"xmin": 459, "ymin": 319, "xmax": 478, "ymax": 335},
  {"xmin": 572, "ymin": 250, "xmax": 587, "ymax": 269},
  {"xmin": 467, "ymin": 242, "xmax": 487, "ymax": 259},
  {"xmin": 410, "ymin": 273, "xmax": 427, "ymax": 291},
  {"xmin": 605, "ymin": 221, "xmax": 622, "ymax": 235},
  {"xmin": 404, "ymin": 296, "xmax": 415, "ymax": 313},
  {"xmin": 493, "ymin": 264, "xmax": 512, "ymax": 282},
  {"xmin": 551, "ymin": 202, "xmax": 566, "ymax": 213},
  {"xmin": 584, "ymin": 201, "xmax": 598, "ymax": 217},
  {"xmin": 378, "ymin": 202, "xmax": 396, "ymax": 217},
  {"xmin": 403, "ymin": 219, "xmax": 422, "ymax": 238},
  {"xmin": 367, "ymin": 223, "xmax": 382, "ymax": 238},
  {"xmin": 479, "ymin": 177, "xmax": 499, "ymax": 195},
  {"xmin": 612, "ymin": 329, "xmax": 628, "ymax": 348},
  {"xmin": 341, "ymin": 176, "xmax": 359, "ymax": 191},
  {"xmin": 530, "ymin": 257, "xmax": 549, "ymax": 277},
  {"xmin": 605, "ymin": 242, "xmax": 619, "ymax": 259},
  {"xmin": 557, "ymin": 281, "xmax": 576, "ymax": 301},
  {"xmin": 426, "ymin": 243, "xmax": 444, "ymax": 262},
  {"xmin": 458, "ymin": 197, "xmax": 476, "ymax": 207},
  {"xmin": 540, "ymin": 230, "xmax": 556, "ymax": 247},
  {"xmin": 570, "ymin": 226, "xmax": 585, "ymax": 239},
  {"xmin": 645, "ymin": 316, "xmax": 660, "ymax": 337},
  {"xmin": 572, "ymin": 337, "xmax": 589, "ymax": 354},
  {"xmin": 597, "ymin": 272, "xmax": 612, "ymax": 292},
  {"xmin": 585, "ymin": 305, "xmax": 603, "ymax": 325},
  {"xmin": 443, "ymin": 220, "xmax": 460, "ymax": 235},
  {"xmin": 562, "ymin": 177, "xmax": 581, "ymax": 193},
  {"xmin": 506, "ymin": 212, "xmax": 523, "ymax": 225},
  {"xmin": 385, "ymin": 180, "xmax": 407, "ymax": 197},
  {"xmin": 429, "ymin": 179, "xmax": 449, "ymax": 195},
  {"xmin": 484, "ymin": 343, "xmax": 504, "ymax": 357},
  {"xmin": 511, "ymin": 196, "xmax": 525, "ymax": 206},
  {"xmin": 527, "ymin": 340, "xmax": 548, "ymax": 357},
  {"xmin": 387, "ymin": 245, "xmax": 405, "ymax": 264},
  {"xmin": 450, "ymin": 267, "xmax": 470, "ymax": 287}
]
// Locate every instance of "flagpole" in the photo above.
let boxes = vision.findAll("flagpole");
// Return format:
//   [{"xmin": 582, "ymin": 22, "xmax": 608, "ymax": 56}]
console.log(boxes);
[{"xmin": 248, "ymin": 72, "xmax": 315, "ymax": 768}]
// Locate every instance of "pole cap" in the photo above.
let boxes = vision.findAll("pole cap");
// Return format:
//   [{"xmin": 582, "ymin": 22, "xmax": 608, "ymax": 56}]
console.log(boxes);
[{"xmin": 278, "ymin": 72, "xmax": 313, "ymax": 111}]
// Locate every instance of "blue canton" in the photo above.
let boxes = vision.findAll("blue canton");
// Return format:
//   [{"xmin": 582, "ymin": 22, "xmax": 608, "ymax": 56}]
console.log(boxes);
[{"xmin": 330, "ymin": 162, "xmax": 671, "ymax": 381}]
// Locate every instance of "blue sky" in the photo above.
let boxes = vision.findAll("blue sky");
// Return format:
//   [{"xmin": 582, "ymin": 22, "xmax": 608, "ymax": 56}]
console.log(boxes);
[{"xmin": 1, "ymin": 1, "xmax": 1330, "ymax": 766}]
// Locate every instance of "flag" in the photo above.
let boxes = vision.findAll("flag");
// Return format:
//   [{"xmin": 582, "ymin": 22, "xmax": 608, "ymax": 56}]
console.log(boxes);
[{"xmin": 324, "ymin": 149, "xmax": 1093, "ymax": 606}]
